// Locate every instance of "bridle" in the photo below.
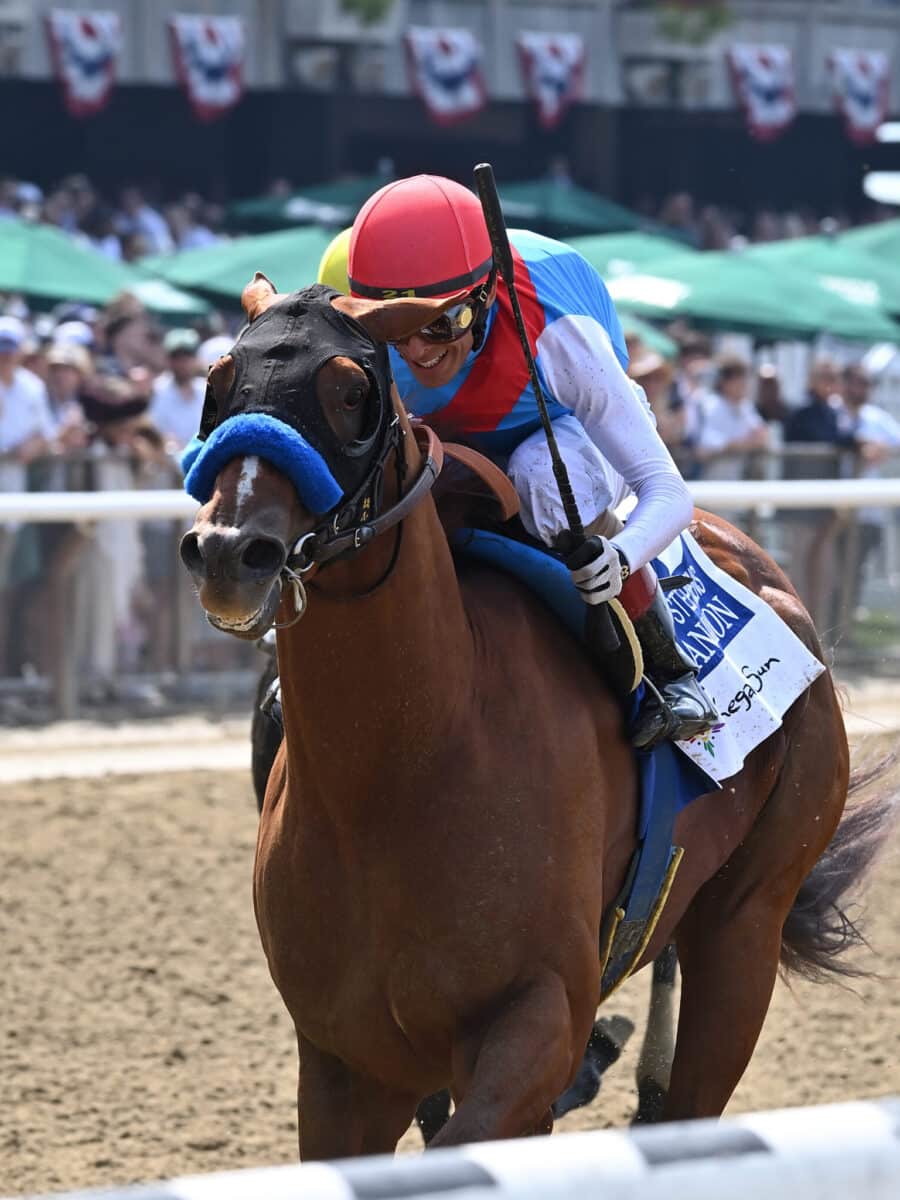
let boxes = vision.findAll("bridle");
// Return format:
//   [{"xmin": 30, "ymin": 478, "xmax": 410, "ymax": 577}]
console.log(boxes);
[
  {"xmin": 187, "ymin": 285, "xmax": 448, "ymax": 632},
  {"xmin": 274, "ymin": 420, "xmax": 445, "ymax": 627}
]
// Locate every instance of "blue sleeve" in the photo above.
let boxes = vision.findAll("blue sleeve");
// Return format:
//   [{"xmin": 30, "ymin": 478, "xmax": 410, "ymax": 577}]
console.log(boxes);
[{"xmin": 511, "ymin": 229, "xmax": 629, "ymax": 372}]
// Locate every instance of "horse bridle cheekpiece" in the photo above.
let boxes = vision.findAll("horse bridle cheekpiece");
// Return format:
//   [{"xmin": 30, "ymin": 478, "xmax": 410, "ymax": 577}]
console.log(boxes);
[{"xmin": 181, "ymin": 284, "xmax": 442, "ymax": 621}]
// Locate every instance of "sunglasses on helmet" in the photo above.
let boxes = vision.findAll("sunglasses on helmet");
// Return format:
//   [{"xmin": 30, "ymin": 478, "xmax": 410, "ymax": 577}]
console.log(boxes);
[{"xmin": 392, "ymin": 274, "xmax": 495, "ymax": 346}]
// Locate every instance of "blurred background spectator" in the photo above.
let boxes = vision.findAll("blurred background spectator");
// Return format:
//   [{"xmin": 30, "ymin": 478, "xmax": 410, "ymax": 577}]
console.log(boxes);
[
  {"xmin": 149, "ymin": 328, "xmax": 206, "ymax": 452},
  {"xmin": 695, "ymin": 354, "xmax": 770, "ymax": 481},
  {"xmin": 833, "ymin": 363, "xmax": 900, "ymax": 630},
  {"xmin": 628, "ymin": 343, "xmax": 680, "ymax": 447}
]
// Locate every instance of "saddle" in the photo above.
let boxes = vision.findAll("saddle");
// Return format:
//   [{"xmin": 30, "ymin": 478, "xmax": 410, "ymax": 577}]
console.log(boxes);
[{"xmin": 429, "ymin": 431, "xmax": 520, "ymax": 529}]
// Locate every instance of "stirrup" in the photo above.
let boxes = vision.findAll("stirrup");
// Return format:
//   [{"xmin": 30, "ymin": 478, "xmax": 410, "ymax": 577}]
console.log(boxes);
[
  {"xmin": 631, "ymin": 675, "xmax": 717, "ymax": 751},
  {"xmin": 630, "ymin": 678, "xmax": 679, "ymax": 751}
]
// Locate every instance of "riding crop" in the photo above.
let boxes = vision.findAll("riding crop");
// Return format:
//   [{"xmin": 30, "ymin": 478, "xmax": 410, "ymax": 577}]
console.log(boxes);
[{"xmin": 473, "ymin": 161, "xmax": 619, "ymax": 652}]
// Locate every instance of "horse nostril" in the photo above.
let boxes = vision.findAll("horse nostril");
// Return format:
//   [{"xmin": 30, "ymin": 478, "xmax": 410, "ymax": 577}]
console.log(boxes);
[
  {"xmin": 241, "ymin": 537, "xmax": 285, "ymax": 577},
  {"xmin": 180, "ymin": 532, "xmax": 204, "ymax": 575}
]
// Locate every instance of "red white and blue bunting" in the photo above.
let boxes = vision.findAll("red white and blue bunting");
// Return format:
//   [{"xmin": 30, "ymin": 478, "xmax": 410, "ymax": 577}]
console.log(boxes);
[
  {"xmin": 516, "ymin": 32, "xmax": 585, "ymax": 130},
  {"xmin": 169, "ymin": 14, "xmax": 245, "ymax": 122},
  {"xmin": 404, "ymin": 28, "xmax": 487, "ymax": 126},
  {"xmin": 727, "ymin": 44, "xmax": 796, "ymax": 141},
  {"xmin": 44, "ymin": 9, "xmax": 121, "ymax": 118},
  {"xmin": 829, "ymin": 49, "xmax": 891, "ymax": 145}
]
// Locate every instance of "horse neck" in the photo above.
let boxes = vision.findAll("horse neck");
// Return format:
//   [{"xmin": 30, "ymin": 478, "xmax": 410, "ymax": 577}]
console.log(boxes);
[{"xmin": 275, "ymin": 439, "xmax": 474, "ymax": 803}]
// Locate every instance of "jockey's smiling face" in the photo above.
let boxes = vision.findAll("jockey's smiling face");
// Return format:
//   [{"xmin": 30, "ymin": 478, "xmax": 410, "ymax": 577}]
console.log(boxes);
[
  {"xmin": 391, "ymin": 327, "xmax": 475, "ymax": 389},
  {"xmin": 390, "ymin": 276, "xmax": 498, "ymax": 390}
]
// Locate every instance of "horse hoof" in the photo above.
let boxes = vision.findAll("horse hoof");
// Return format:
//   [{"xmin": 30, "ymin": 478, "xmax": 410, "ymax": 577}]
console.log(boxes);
[
  {"xmin": 633, "ymin": 1077, "xmax": 667, "ymax": 1124},
  {"xmin": 553, "ymin": 1015, "xmax": 636, "ymax": 1118},
  {"xmin": 552, "ymin": 1060, "xmax": 602, "ymax": 1119},
  {"xmin": 593, "ymin": 1014, "xmax": 635, "ymax": 1056},
  {"xmin": 415, "ymin": 1089, "xmax": 452, "ymax": 1144}
]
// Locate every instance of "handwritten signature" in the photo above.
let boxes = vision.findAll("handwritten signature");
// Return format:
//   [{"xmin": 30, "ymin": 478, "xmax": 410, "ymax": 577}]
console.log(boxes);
[{"xmin": 723, "ymin": 657, "xmax": 781, "ymax": 717}]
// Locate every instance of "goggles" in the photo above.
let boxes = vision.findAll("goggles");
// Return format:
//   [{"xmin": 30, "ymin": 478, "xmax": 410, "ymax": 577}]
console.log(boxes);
[{"xmin": 393, "ymin": 274, "xmax": 495, "ymax": 346}]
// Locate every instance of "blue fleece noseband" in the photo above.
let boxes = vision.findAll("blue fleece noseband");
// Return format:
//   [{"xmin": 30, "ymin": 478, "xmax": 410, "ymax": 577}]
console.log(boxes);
[{"xmin": 182, "ymin": 414, "xmax": 343, "ymax": 514}]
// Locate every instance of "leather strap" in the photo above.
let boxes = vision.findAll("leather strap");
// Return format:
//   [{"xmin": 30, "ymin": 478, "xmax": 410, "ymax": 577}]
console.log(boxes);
[
  {"xmin": 441, "ymin": 440, "xmax": 520, "ymax": 521},
  {"xmin": 288, "ymin": 423, "xmax": 444, "ymax": 571}
]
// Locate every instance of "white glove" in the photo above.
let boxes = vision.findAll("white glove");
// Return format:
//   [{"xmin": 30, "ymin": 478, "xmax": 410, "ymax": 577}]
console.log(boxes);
[{"xmin": 568, "ymin": 536, "xmax": 624, "ymax": 606}]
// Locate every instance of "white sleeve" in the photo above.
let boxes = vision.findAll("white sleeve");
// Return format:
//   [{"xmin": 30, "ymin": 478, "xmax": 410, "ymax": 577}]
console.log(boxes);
[{"xmin": 535, "ymin": 313, "xmax": 693, "ymax": 568}]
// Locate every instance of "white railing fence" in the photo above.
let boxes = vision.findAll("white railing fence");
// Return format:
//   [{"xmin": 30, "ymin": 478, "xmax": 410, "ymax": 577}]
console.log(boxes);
[
  {"xmin": 9, "ymin": 1096, "xmax": 900, "ymax": 1200},
  {"xmin": 0, "ymin": 478, "xmax": 898, "ymax": 718},
  {"xmin": 1, "ymin": 478, "xmax": 900, "ymax": 524}
]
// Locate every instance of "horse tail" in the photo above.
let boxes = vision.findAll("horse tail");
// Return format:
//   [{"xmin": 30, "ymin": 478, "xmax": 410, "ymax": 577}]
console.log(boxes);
[{"xmin": 780, "ymin": 750, "xmax": 899, "ymax": 983}]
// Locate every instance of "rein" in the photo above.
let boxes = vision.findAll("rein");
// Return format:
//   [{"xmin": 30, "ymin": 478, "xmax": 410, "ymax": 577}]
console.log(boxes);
[{"xmin": 276, "ymin": 422, "xmax": 445, "ymax": 624}]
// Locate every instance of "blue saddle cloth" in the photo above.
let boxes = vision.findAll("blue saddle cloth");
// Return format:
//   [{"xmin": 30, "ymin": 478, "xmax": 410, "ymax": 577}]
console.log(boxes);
[{"xmin": 453, "ymin": 527, "xmax": 717, "ymax": 991}]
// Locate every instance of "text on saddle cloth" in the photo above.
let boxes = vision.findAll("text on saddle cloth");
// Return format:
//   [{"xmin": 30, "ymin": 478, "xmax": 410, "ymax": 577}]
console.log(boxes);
[{"xmin": 655, "ymin": 532, "xmax": 825, "ymax": 782}]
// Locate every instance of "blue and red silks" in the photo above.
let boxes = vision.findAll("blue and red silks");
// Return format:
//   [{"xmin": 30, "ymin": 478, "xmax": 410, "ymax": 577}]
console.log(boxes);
[{"xmin": 390, "ymin": 228, "xmax": 628, "ymax": 457}]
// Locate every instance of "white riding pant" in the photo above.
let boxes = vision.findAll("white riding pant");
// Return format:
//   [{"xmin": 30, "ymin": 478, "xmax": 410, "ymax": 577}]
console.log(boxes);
[{"xmin": 506, "ymin": 415, "xmax": 629, "ymax": 546}]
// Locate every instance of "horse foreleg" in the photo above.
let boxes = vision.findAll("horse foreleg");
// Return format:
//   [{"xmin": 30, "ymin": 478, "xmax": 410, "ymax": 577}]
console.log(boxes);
[
  {"xmin": 429, "ymin": 970, "xmax": 587, "ymax": 1146},
  {"xmin": 634, "ymin": 943, "xmax": 678, "ymax": 1124},
  {"xmin": 296, "ymin": 1033, "xmax": 418, "ymax": 1160}
]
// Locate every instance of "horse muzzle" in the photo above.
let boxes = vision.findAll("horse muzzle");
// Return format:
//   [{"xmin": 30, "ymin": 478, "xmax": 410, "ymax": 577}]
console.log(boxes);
[{"xmin": 179, "ymin": 523, "xmax": 288, "ymax": 640}]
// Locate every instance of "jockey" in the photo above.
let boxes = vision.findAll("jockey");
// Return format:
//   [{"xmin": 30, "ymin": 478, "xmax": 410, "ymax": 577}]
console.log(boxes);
[{"xmin": 344, "ymin": 175, "xmax": 717, "ymax": 750}]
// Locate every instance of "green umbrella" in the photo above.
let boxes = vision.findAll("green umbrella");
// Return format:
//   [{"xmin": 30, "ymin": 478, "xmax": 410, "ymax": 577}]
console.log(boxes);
[
  {"xmin": 498, "ymin": 180, "xmax": 644, "ymax": 238},
  {"xmin": 606, "ymin": 250, "xmax": 900, "ymax": 343},
  {"xmin": 746, "ymin": 236, "xmax": 900, "ymax": 315},
  {"xmin": 567, "ymin": 231, "xmax": 696, "ymax": 280},
  {"xmin": 837, "ymin": 218, "xmax": 900, "ymax": 262},
  {"xmin": 228, "ymin": 174, "xmax": 646, "ymax": 240},
  {"xmin": 127, "ymin": 273, "xmax": 211, "ymax": 318},
  {"xmin": 143, "ymin": 226, "xmax": 336, "ymax": 305},
  {"xmin": 227, "ymin": 174, "xmax": 391, "ymax": 232},
  {"xmin": 0, "ymin": 219, "xmax": 208, "ymax": 317}
]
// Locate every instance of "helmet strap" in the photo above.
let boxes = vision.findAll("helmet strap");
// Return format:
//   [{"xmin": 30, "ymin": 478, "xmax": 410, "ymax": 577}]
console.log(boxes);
[{"xmin": 470, "ymin": 271, "xmax": 496, "ymax": 353}]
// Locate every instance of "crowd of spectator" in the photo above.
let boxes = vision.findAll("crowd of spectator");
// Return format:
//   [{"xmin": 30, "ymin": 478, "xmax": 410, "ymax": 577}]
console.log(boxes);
[
  {"xmin": 0, "ymin": 291, "xmax": 235, "ymax": 699},
  {"xmin": 0, "ymin": 167, "xmax": 898, "ymax": 704},
  {"xmin": 647, "ymin": 190, "xmax": 873, "ymax": 251},
  {"xmin": 625, "ymin": 328, "xmax": 900, "ymax": 633},
  {"xmin": 1, "ymin": 168, "xmax": 892, "ymax": 264},
  {"xmin": 0, "ymin": 174, "xmax": 226, "ymax": 260}
]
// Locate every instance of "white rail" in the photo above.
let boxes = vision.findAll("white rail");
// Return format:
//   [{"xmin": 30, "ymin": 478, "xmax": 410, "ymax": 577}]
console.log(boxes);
[
  {"xmin": 9, "ymin": 1097, "xmax": 900, "ymax": 1200},
  {"xmin": 0, "ymin": 489, "xmax": 198, "ymax": 523},
  {"xmin": 1, "ymin": 478, "xmax": 900, "ymax": 524}
]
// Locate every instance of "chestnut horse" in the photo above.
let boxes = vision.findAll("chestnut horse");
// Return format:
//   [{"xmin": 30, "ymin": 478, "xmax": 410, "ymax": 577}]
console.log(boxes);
[{"xmin": 181, "ymin": 276, "xmax": 892, "ymax": 1158}]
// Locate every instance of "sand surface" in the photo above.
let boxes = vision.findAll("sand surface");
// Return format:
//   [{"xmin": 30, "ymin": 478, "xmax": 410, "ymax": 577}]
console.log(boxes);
[{"xmin": 2, "ymin": 684, "xmax": 898, "ymax": 1196}]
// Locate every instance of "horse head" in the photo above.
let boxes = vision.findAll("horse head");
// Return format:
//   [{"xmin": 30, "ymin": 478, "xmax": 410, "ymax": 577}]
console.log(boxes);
[{"xmin": 179, "ymin": 272, "xmax": 464, "ymax": 638}]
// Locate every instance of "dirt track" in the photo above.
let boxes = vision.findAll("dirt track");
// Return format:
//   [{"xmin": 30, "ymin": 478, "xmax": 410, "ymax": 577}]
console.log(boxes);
[{"xmin": 2, "ymin": 696, "xmax": 899, "ymax": 1196}]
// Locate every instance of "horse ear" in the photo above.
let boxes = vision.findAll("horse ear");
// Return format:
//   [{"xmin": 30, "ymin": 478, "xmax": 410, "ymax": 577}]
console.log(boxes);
[
  {"xmin": 331, "ymin": 291, "xmax": 470, "ymax": 345},
  {"xmin": 241, "ymin": 272, "xmax": 282, "ymax": 322},
  {"xmin": 208, "ymin": 354, "xmax": 235, "ymax": 402}
]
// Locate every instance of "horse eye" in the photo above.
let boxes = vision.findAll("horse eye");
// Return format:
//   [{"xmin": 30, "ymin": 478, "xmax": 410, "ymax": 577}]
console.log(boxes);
[{"xmin": 343, "ymin": 385, "xmax": 365, "ymax": 410}]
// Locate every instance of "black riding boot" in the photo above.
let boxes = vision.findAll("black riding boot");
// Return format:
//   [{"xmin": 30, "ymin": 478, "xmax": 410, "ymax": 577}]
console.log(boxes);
[{"xmin": 631, "ymin": 587, "xmax": 718, "ymax": 751}]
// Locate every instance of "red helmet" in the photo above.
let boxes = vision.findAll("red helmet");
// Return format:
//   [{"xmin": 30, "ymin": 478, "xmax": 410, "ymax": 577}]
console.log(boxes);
[{"xmin": 349, "ymin": 175, "xmax": 493, "ymax": 300}]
